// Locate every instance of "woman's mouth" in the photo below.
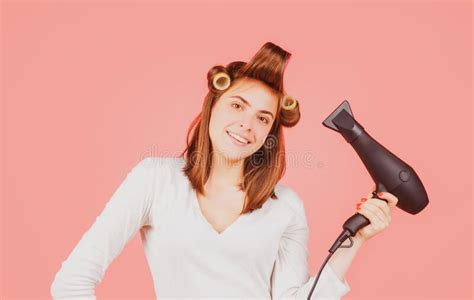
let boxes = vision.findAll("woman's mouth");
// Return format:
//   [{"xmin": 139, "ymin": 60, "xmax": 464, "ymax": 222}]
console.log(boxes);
[{"xmin": 226, "ymin": 130, "xmax": 250, "ymax": 146}]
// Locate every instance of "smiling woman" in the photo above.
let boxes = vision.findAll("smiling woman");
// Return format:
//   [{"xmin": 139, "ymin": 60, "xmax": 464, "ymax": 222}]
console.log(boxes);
[{"xmin": 50, "ymin": 42, "xmax": 352, "ymax": 300}]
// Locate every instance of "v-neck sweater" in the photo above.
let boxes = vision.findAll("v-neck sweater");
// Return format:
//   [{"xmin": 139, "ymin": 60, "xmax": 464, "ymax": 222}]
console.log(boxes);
[{"xmin": 51, "ymin": 156, "xmax": 351, "ymax": 299}]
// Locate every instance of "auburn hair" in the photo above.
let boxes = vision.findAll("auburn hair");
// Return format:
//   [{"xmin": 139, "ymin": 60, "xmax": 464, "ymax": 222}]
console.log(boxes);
[{"xmin": 179, "ymin": 42, "xmax": 301, "ymax": 214}]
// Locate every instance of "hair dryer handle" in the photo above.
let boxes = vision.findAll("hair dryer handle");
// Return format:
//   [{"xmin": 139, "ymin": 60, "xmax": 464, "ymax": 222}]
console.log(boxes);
[{"xmin": 343, "ymin": 191, "xmax": 388, "ymax": 236}]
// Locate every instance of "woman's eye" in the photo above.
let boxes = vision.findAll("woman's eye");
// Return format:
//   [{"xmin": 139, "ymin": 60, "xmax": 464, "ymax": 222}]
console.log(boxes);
[
  {"xmin": 259, "ymin": 117, "xmax": 269, "ymax": 124},
  {"xmin": 231, "ymin": 103, "xmax": 242, "ymax": 110}
]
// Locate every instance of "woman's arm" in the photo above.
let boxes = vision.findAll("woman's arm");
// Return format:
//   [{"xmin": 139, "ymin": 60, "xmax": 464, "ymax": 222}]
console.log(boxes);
[
  {"xmin": 270, "ymin": 187, "xmax": 351, "ymax": 299},
  {"xmin": 50, "ymin": 157, "xmax": 159, "ymax": 299},
  {"xmin": 327, "ymin": 236, "xmax": 364, "ymax": 283}
]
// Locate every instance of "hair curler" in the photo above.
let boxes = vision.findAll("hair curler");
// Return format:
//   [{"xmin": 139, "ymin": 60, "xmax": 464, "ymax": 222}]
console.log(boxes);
[{"xmin": 306, "ymin": 100, "xmax": 429, "ymax": 299}]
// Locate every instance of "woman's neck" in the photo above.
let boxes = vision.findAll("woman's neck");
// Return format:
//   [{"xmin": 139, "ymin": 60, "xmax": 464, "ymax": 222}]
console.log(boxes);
[{"xmin": 205, "ymin": 155, "xmax": 244, "ymax": 194}]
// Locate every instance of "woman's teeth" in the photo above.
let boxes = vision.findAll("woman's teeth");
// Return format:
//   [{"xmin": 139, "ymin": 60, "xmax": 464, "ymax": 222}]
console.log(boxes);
[{"xmin": 227, "ymin": 131, "xmax": 249, "ymax": 144}]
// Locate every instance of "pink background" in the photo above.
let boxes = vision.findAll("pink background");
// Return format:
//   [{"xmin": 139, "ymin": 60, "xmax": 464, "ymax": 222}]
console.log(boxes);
[{"xmin": 1, "ymin": 1, "xmax": 472, "ymax": 299}]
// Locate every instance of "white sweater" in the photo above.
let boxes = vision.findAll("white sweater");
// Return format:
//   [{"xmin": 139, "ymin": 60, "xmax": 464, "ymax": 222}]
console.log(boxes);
[{"xmin": 50, "ymin": 156, "xmax": 351, "ymax": 299}]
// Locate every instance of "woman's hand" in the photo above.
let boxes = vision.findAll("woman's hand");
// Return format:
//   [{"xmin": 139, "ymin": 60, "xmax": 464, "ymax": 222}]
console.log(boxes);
[{"xmin": 354, "ymin": 186, "xmax": 399, "ymax": 243}]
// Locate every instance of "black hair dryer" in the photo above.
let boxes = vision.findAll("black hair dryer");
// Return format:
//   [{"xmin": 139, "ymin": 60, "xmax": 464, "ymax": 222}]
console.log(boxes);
[
  {"xmin": 307, "ymin": 100, "xmax": 429, "ymax": 299},
  {"xmin": 323, "ymin": 100, "xmax": 429, "ymax": 250}
]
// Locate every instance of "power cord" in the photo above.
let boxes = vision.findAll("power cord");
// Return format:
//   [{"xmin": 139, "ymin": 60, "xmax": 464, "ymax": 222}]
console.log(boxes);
[{"xmin": 307, "ymin": 229, "xmax": 353, "ymax": 300}]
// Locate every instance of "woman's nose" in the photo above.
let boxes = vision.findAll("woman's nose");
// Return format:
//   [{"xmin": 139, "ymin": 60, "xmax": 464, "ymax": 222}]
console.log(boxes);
[
  {"xmin": 239, "ymin": 121, "xmax": 252, "ymax": 131},
  {"xmin": 239, "ymin": 115, "xmax": 253, "ymax": 130}
]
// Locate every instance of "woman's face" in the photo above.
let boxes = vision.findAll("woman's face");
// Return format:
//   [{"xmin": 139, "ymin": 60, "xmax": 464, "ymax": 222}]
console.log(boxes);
[{"xmin": 209, "ymin": 78, "xmax": 279, "ymax": 164}]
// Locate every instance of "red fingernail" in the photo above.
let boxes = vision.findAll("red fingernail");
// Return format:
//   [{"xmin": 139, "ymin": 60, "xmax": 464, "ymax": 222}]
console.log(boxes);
[
  {"xmin": 361, "ymin": 198, "xmax": 367, "ymax": 202},
  {"xmin": 377, "ymin": 192, "xmax": 383, "ymax": 197},
  {"xmin": 356, "ymin": 203, "xmax": 361, "ymax": 209}
]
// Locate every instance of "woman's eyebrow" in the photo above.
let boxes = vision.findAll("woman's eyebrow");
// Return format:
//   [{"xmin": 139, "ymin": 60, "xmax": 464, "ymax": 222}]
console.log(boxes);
[{"xmin": 230, "ymin": 95, "xmax": 274, "ymax": 119}]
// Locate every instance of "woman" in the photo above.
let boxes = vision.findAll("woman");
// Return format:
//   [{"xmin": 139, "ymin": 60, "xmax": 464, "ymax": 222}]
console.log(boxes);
[{"xmin": 51, "ymin": 42, "xmax": 398, "ymax": 299}]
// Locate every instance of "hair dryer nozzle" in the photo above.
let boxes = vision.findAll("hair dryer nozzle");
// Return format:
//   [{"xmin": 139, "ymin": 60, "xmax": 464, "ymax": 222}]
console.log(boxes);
[
  {"xmin": 322, "ymin": 100, "xmax": 354, "ymax": 132},
  {"xmin": 322, "ymin": 100, "xmax": 365, "ymax": 144}
]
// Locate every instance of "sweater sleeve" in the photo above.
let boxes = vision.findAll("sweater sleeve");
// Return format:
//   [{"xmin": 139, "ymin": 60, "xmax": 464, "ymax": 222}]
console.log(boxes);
[
  {"xmin": 50, "ymin": 157, "xmax": 159, "ymax": 300},
  {"xmin": 270, "ymin": 188, "xmax": 351, "ymax": 300}
]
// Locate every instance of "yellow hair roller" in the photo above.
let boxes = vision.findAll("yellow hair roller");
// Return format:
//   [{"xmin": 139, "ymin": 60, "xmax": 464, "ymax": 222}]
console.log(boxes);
[
  {"xmin": 281, "ymin": 95, "xmax": 298, "ymax": 110},
  {"xmin": 212, "ymin": 72, "xmax": 231, "ymax": 90}
]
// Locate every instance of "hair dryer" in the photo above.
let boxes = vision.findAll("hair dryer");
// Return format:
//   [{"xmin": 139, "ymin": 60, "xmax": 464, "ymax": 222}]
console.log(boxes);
[{"xmin": 306, "ymin": 100, "xmax": 429, "ymax": 299}]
